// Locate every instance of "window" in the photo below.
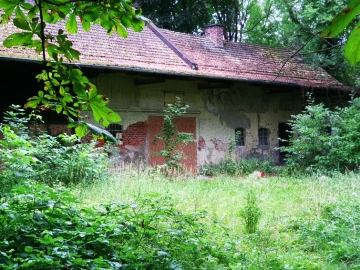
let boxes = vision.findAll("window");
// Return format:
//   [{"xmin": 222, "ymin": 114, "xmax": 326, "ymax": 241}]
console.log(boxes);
[
  {"xmin": 107, "ymin": 124, "xmax": 123, "ymax": 144},
  {"xmin": 258, "ymin": 128, "xmax": 269, "ymax": 146},
  {"xmin": 235, "ymin": 128, "xmax": 245, "ymax": 146},
  {"xmin": 164, "ymin": 91, "xmax": 184, "ymax": 106}
]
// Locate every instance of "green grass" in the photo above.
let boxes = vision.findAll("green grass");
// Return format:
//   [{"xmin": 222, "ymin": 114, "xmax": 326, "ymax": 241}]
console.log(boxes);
[{"xmin": 79, "ymin": 171, "xmax": 360, "ymax": 269}]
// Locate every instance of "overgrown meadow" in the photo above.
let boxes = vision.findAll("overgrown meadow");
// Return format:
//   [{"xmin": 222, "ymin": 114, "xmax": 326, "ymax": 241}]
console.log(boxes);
[{"xmin": 2, "ymin": 99, "xmax": 360, "ymax": 269}]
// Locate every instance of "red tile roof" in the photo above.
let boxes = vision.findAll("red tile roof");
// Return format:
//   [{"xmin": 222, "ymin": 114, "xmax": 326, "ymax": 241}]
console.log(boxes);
[{"xmin": 0, "ymin": 20, "xmax": 348, "ymax": 90}]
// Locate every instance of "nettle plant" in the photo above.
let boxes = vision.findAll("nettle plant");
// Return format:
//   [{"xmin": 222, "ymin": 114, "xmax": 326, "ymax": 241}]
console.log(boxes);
[
  {"xmin": 0, "ymin": 0, "xmax": 144, "ymax": 137},
  {"xmin": 153, "ymin": 99, "xmax": 195, "ymax": 175}
]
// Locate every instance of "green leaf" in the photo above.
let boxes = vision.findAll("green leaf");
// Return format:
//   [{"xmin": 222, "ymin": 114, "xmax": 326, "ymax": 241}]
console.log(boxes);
[
  {"xmin": 0, "ymin": 0, "xmax": 17, "ymax": 10},
  {"xmin": 81, "ymin": 19, "xmax": 91, "ymax": 32},
  {"xmin": 19, "ymin": 2, "xmax": 33, "ymax": 10},
  {"xmin": 75, "ymin": 123, "xmax": 87, "ymax": 137},
  {"xmin": 73, "ymin": 82, "xmax": 86, "ymax": 97},
  {"xmin": 132, "ymin": 19, "xmax": 145, "ymax": 32},
  {"xmin": 47, "ymin": 43, "xmax": 58, "ymax": 59},
  {"xmin": 15, "ymin": 5, "xmax": 27, "ymax": 20},
  {"xmin": 116, "ymin": 24, "xmax": 128, "ymax": 38},
  {"xmin": 65, "ymin": 12, "xmax": 78, "ymax": 34},
  {"xmin": 56, "ymin": 105, "xmax": 63, "ymax": 114},
  {"xmin": 344, "ymin": 21, "xmax": 360, "ymax": 66},
  {"xmin": 90, "ymin": 101, "xmax": 121, "ymax": 127},
  {"xmin": 13, "ymin": 18, "xmax": 31, "ymax": 31},
  {"xmin": 3, "ymin": 32, "xmax": 34, "ymax": 47},
  {"xmin": 63, "ymin": 93, "xmax": 73, "ymax": 103},
  {"xmin": 25, "ymin": 97, "xmax": 41, "ymax": 109},
  {"xmin": 321, "ymin": 0, "xmax": 360, "ymax": 38}
]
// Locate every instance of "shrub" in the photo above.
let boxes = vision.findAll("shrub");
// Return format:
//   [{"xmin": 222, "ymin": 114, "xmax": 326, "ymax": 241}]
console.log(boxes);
[
  {"xmin": 287, "ymin": 202, "xmax": 360, "ymax": 268},
  {"xmin": 0, "ymin": 105, "xmax": 108, "ymax": 190},
  {"xmin": 201, "ymin": 157, "xmax": 277, "ymax": 177},
  {"xmin": 0, "ymin": 182, "xmax": 232, "ymax": 269},
  {"xmin": 280, "ymin": 95, "xmax": 360, "ymax": 174}
]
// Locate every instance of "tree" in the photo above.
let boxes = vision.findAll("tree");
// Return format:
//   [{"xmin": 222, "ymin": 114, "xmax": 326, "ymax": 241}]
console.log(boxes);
[
  {"xmin": 136, "ymin": 0, "xmax": 211, "ymax": 33},
  {"xmin": 208, "ymin": 0, "xmax": 273, "ymax": 42},
  {"xmin": 255, "ymin": 0, "xmax": 359, "ymax": 87},
  {"xmin": 0, "ymin": 0, "xmax": 144, "ymax": 138}
]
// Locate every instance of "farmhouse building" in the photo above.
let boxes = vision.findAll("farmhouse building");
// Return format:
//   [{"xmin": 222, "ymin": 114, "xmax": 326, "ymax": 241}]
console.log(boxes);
[{"xmin": 0, "ymin": 21, "xmax": 349, "ymax": 171}]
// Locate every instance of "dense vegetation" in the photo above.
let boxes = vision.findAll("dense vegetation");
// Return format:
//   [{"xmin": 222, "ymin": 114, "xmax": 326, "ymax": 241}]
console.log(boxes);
[
  {"xmin": 1, "ymin": 103, "xmax": 360, "ymax": 268},
  {"xmin": 2, "ymin": 0, "xmax": 360, "ymax": 268}
]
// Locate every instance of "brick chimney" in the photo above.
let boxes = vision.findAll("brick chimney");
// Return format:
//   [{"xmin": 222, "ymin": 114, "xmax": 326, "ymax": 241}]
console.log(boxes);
[{"xmin": 204, "ymin": 24, "xmax": 225, "ymax": 47}]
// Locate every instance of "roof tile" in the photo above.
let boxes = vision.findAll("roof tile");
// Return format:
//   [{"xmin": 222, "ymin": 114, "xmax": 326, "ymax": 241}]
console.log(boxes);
[{"xmin": 0, "ymin": 20, "xmax": 347, "ymax": 89}]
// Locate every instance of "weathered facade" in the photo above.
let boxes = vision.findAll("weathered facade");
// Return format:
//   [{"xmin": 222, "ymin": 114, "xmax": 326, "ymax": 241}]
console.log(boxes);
[{"xmin": 0, "ymin": 21, "xmax": 350, "ymax": 171}]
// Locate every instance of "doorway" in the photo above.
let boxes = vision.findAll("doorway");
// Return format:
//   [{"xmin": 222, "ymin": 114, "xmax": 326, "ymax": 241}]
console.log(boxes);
[{"xmin": 278, "ymin": 123, "xmax": 291, "ymax": 164}]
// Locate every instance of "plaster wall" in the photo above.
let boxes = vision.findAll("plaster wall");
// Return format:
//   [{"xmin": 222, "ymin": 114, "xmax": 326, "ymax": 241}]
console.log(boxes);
[{"xmin": 91, "ymin": 73, "xmax": 302, "ymax": 168}]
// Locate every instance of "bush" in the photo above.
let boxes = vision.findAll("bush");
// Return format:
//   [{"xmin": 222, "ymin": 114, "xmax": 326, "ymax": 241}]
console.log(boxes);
[
  {"xmin": 0, "ymin": 105, "xmax": 108, "ymax": 190},
  {"xmin": 287, "ymin": 202, "xmax": 360, "ymax": 268},
  {"xmin": 201, "ymin": 157, "xmax": 277, "ymax": 177},
  {"xmin": 280, "ymin": 96, "xmax": 360, "ymax": 174},
  {"xmin": 0, "ymin": 182, "xmax": 233, "ymax": 269}
]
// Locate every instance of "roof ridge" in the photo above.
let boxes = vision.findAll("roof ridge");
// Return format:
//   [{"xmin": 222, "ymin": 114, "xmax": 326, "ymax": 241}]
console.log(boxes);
[{"xmin": 146, "ymin": 22, "xmax": 198, "ymax": 70}]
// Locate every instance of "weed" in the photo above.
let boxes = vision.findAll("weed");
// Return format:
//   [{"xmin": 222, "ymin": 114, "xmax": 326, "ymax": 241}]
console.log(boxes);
[
  {"xmin": 239, "ymin": 189, "xmax": 261, "ymax": 234},
  {"xmin": 153, "ymin": 98, "xmax": 194, "ymax": 175}
]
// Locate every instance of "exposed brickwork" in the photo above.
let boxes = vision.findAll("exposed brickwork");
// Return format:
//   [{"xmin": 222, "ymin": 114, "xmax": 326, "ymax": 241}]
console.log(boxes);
[
  {"xmin": 198, "ymin": 136, "xmax": 206, "ymax": 151},
  {"xmin": 122, "ymin": 121, "xmax": 147, "ymax": 149},
  {"xmin": 205, "ymin": 24, "xmax": 224, "ymax": 47},
  {"xmin": 119, "ymin": 121, "xmax": 147, "ymax": 165},
  {"xmin": 148, "ymin": 116, "xmax": 197, "ymax": 173}
]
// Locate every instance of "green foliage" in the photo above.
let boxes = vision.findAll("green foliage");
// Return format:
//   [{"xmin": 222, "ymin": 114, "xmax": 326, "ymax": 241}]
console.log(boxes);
[
  {"xmin": 287, "ymin": 201, "xmax": 360, "ymax": 268},
  {"xmin": 280, "ymin": 95, "xmax": 360, "ymax": 174},
  {"xmin": 201, "ymin": 157, "xmax": 276, "ymax": 177},
  {"xmin": 136, "ymin": 0, "xmax": 211, "ymax": 33},
  {"xmin": 239, "ymin": 189, "xmax": 261, "ymax": 234},
  {"xmin": 0, "ymin": 182, "xmax": 232, "ymax": 269},
  {"xmin": 321, "ymin": 0, "xmax": 360, "ymax": 66},
  {"xmin": 153, "ymin": 100, "xmax": 194, "ymax": 175},
  {"xmin": 0, "ymin": 106, "xmax": 107, "ymax": 190},
  {"xmin": 0, "ymin": 0, "xmax": 144, "ymax": 136}
]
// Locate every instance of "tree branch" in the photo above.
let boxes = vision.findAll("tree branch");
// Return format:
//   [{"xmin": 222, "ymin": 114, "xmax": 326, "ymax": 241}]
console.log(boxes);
[
  {"xmin": 299, "ymin": 43, "xmax": 344, "ymax": 56},
  {"xmin": 272, "ymin": 32, "xmax": 319, "ymax": 82},
  {"xmin": 37, "ymin": 0, "xmax": 47, "ymax": 63}
]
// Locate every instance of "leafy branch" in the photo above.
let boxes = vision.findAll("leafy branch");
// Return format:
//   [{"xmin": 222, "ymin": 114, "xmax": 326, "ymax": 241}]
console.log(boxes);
[{"xmin": 0, "ymin": 0, "xmax": 145, "ymax": 138}]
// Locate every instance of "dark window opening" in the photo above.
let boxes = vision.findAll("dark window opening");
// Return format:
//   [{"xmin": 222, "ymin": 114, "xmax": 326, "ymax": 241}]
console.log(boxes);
[
  {"xmin": 258, "ymin": 128, "xmax": 269, "ymax": 146},
  {"xmin": 235, "ymin": 128, "xmax": 245, "ymax": 146},
  {"xmin": 107, "ymin": 124, "xmax": 123, "ymax": 144}
]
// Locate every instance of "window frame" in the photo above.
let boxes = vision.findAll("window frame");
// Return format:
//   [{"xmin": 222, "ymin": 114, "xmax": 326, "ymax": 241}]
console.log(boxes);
[
  {"xmin": 235, "ymin": 128, "xmax": 245, "ymax": 146},
  {"xmin": 258, "ymin": 128, "xmax": 269, "ymax": 146}
]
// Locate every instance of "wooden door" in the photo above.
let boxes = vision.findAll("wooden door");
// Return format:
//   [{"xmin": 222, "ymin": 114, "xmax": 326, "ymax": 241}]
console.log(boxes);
[{"xmin": 147, "ymin": 116, "xmax": 197, "ymax": 173}]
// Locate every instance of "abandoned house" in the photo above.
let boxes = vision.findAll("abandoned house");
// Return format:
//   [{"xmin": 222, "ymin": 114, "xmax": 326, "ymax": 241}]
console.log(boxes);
[{"xmin": 0, "ymin": 21, "xmax": 350, "ymax": 171}]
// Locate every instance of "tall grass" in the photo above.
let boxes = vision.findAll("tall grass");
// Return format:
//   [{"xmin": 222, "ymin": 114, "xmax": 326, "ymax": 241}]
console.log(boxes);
[{"xmin": 80, "ymin": 171, "xmax": 360, "ymax": 233}]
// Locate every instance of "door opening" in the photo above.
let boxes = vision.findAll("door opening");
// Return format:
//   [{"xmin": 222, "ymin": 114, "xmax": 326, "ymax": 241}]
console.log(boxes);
[{"xmin": 278, "ymin": 123, "xmax": 291, "ymax": 164}]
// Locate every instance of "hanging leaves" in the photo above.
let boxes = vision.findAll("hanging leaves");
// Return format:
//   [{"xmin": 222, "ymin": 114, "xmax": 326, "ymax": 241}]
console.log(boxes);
[
  {"xmin": 321, "ymin": 0, "xmax": 360, "ymax": 66},
  {"xmin": 1, "ymin": 0, "xmax": 144, "ymax": 138}
]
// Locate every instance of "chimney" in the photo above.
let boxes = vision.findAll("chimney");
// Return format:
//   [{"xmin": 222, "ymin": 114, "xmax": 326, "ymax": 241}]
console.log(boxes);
[{"xmin": 204, "ymin": 24, "xmax": 225, "ymax": 47}]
